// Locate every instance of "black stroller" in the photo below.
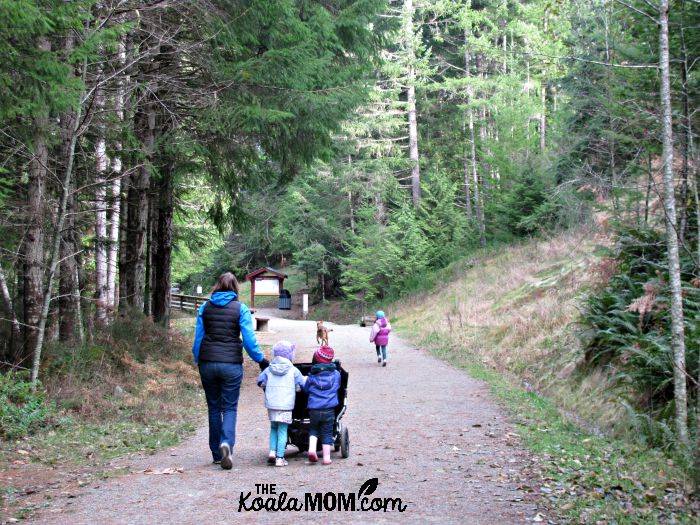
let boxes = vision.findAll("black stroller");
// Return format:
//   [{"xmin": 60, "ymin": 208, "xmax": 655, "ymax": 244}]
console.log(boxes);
[{"xmin": 287, "ymin": 360, "xmax": 350, "ymax": 458}]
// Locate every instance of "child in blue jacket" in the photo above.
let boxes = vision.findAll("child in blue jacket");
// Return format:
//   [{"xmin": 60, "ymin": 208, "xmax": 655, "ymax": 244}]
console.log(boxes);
[{"xmin": 303, "ymin": 345, "xmax": 341, "ymax": 465}]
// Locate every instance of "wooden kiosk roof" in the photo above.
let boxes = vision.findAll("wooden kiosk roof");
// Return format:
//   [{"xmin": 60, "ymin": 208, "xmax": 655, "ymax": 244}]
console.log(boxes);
[
  {"xmin": 245, "ymin": 267, "xmax": 288, "ymax": 280},
  {"xmin": 245, "ymin": 267, "xmax": 288, "ymax": 311}
]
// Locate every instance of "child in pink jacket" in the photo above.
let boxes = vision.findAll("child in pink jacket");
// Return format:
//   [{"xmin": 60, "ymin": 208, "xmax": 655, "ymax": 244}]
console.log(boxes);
[{"xmin": 369, "ymin": 310, "xmax": 392, "ymax": 367}]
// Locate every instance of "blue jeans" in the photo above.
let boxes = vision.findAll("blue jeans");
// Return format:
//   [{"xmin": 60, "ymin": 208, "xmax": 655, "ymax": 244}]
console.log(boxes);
[
  {"xmin": 269, "ymin": 422, "xmax": 288, "ymax": 458},
  {"xmin": 198, "ymin": 361, "xmax": 243, "ymax": 461},
  {"xmin": 375, "ymin": 344, "xmax": 387, "ymax": 360},
  {"xmin": 309, "ymin": 408, "xmax": 335, "ymax": 445}
]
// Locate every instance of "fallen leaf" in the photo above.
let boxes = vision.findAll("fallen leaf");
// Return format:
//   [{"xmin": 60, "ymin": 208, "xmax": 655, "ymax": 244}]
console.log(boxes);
[
  {"xmin": 644, "ymin": 491, "xmax": 658, "ymax": 502},
  {"xmin": 532, "ymin": 512, "xmax": 545, "ymax": 522},
  {"xmin": 17, "ymin": 450, "xmax": 29, "ymax": 455}
]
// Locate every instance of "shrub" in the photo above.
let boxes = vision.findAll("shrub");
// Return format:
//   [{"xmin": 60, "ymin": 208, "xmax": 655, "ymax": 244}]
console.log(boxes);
[
  {"xmin": 579, "ymin": 225, "xmax": 700, "ymax": 427},
  {"xmin": 0, "ymin": 371, "xmax": 54, "ymax": 439}
]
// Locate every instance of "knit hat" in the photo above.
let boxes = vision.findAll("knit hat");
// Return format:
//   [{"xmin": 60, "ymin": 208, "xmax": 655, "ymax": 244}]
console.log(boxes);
[
  {"xmin": 313, "ymin": 345, "xmax": 335, "ymax": 364},
  {"xmin": 375, "ymin": 310, "xmax": 385, "ymax": 318},
  {"xmin": 272, "ymin": 340, "xmax": 296, "ymax": 361}
]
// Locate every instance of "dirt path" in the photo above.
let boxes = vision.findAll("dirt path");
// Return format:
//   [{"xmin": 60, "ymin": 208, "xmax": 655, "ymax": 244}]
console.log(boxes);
[{"xmin": 30, "ymin": 315, "xmax": 540, "ymax": 524}]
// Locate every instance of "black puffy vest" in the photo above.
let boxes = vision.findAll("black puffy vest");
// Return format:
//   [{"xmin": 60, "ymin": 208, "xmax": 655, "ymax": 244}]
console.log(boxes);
[{"xmin": 198, "ymin": 300, "xmax": 243, "ymax": 363}]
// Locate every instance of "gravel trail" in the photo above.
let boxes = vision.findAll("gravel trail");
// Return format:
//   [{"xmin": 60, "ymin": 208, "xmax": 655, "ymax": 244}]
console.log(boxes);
[{"xmin": 31, "ymin": 315, "xmax": 540, "ymax": 524}]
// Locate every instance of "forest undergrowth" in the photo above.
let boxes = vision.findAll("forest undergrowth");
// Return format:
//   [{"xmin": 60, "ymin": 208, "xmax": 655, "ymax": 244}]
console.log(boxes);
[
  {"xmin": 0, "ymin": 315, "xmax": 205, "ymax": 520},
  {"xmin": 392, "ymin": 227, "xmax": 699, "ymax": 523}
]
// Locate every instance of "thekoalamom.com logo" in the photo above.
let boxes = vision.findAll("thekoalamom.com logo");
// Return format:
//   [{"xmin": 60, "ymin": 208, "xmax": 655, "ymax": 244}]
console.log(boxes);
[{"xmin": 238, "ymin": 478, "xmax": 407, "ymax": 513}]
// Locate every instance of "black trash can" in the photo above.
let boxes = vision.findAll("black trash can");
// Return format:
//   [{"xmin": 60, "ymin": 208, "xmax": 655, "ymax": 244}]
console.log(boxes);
[{"xmin": 278, "ymin": 289, "xmax": 291, "ymax": 310}]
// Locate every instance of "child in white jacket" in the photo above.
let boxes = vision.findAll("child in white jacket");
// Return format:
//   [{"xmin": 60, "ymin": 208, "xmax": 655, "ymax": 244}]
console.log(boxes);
[{"xmin": 257, "ymin": 340, "xmax": 305, "ymax": 466}]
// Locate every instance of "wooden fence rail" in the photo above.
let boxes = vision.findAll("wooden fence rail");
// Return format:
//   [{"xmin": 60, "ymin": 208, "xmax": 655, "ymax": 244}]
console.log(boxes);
[{"xmin": 170, "ymin": 293, "xmax": 207, "ymax": 313}]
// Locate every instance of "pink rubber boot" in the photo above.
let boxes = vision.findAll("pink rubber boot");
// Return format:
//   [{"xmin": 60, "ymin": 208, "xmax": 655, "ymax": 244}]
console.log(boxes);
[
  {"xmin": 308, "ymin": 436, "xmax": 318, "ymax": 463},
  {"xmin": 322, "ymin": 444, "xmax": 332, "ymax": 465}
]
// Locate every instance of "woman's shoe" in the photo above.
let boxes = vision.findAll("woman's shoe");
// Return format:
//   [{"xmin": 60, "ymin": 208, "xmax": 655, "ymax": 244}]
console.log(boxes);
[
  {"xmin": 219, "ymin": 442, "xmax": 232, "ymax": 470},
  {"xmin": 275, "ymin": 457, "xmax": 288, "ymax": 467},
  {"xmin": 382, "ymin": 360, "xmax": 387, "ymax": 367}
]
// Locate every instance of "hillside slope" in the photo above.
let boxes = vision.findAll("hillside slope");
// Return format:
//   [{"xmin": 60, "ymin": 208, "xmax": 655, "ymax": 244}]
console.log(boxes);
[{"xmin": 392, "ymin": 228, "xmax": 623, "ymax": 433}]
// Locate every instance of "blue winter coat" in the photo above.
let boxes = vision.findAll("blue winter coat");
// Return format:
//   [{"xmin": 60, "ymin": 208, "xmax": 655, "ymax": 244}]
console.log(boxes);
[
  {"xmin": 303, "ymin": 363, "xmax": 341, "ymax": 410},
  {"xmin": 191, "ymin": 291, "xmax": 263, "ymax": 364}
]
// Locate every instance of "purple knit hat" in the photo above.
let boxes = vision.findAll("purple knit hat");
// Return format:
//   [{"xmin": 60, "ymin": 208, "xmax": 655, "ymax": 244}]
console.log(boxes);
[{"xmin": 272, "ymin": 340, "xmax": 296, "ymax": 361}]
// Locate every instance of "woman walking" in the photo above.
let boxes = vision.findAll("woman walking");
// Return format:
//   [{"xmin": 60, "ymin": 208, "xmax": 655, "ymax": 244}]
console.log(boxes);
[{"xmin": 192, "ymin": 272, "xmax": 269, "ymax": 469}]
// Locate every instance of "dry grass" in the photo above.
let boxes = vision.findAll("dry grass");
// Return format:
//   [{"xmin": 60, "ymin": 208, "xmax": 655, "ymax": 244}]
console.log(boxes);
[
  {"xmin": 393, "ymin": 227, "xmax": 628, "ymax": 434},
  {"xmin": 42, "ymin": 314, "xmax": 203, "ymax": 426}
]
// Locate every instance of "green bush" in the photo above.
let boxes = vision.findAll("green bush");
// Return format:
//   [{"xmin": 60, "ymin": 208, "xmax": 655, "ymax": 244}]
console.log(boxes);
[
  {"xmin": 579, "ymin": 225, "xmax": 700, "ymax": 433},
  {"xmin": 0, "ymin": 371, "xmax": 54, "ymax": 439}
]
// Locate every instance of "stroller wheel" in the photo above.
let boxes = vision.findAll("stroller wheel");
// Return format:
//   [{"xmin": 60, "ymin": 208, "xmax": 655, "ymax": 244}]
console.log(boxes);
[{"xmin": 340, "ymin": 426, "xmax": 350, "ymax": 458}]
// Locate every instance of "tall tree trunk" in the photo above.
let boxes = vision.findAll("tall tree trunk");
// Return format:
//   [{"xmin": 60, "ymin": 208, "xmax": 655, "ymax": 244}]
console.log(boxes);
[
  {"xmin": 678, "ymin": 9, "xmax": 691, "ymax": 243},
  {"xmin": 0, "ymin": 266, "xmax": 22, "ymax": 363},
  {"xmin": 126, "ymin": 100, "xmax": 154, "ymax": 312},
  {"xmin": 681, "ymin": 0, "xmax": 700, "ymax": 471},
  {"xmin": 94, "ymin": 69, "xmax": 109, "ymax": 324},
  {"xmin": 117, "ymin": 32, "xmax": 134, "ymax": 312},
  {"xmin": 462, "ymin": 38, "xmax": 472, "ymax": 218},
  {"xmin": 347, "ymin": 155, "xmax": 356, "ymax": 233},
  {"xmin": 118, "ymin": 178, "xmax": 130, "ymax": 311},
  {"xmin": 464, "ymin": 34, "xmax": 485, "ymax": 246},
  {"xmin": 659, "ymin": 0, "xmax": 689, "ymax": 445},
  {"xmin": 31, "ymin": 63, "xmax": 85, "ymax": 386},
  {"xmin": 144, "ymin": 182, "xmax": 157, "ymax": 316},
  {"xmin": 107, "ymin": 35, "xmax": 127, "ymax": 312},
  {"xmin": 403, "ymin": 0, "xmax": 421, "ymax": 208},
  {"xmin": 525, "ymin": 60, "xmax": 531, "ymax": 160},
  {"xmin": 23, "ymin": 38, "xmax": 51, "ymax": 366},
  {"xmin": 407, "ymin": 73, "xmax": 421, "ymax": 208},
  {"xmin": 462, "ymin": 117, "xmax": 472, "ymax": 218},
  {"xmin": 107, "ymin": 171, "xmax": 121, "ymax": 310},
  {"xmin": 540, "ymin": 85, "xmax": 546, "ymax": 154},
  {"xmin": 152, "ymin": 164, "xmax": 174, "ymax": 326},
  {"xmin": 75, "ymin": 250, "xmax": 90, "ymax": 343},
  {"xmin": 470, "ymin": 107, "xmax": 486, "ymax": 246},
  {"xmin": 124, "ymin": 30, "xmax": 155, "ymax": 313},
  {"xmin": 604, "ymin": 6, "xmax": 618, "ymax": 209},
  {"xmin": 59, "ymin": 184, "xmax": 79, "ymax": 342},
  {"xmin": 57, "ymin": 34, "xmax": 80, "ymax": 342},
  {"xmin": 24, "ymin": 132, "xmax": 47, "ymax": 362}
]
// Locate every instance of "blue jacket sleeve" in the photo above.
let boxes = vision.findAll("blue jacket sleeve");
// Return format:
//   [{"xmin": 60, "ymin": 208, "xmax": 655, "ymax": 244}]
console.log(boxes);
[
  {"xmin": 302, "ymin": 374, "xmax": 314, "ymax": 393},
  {"xmin": 239, "ymin": 303, "xmax": 264, "ymax": 362},
  {"xmin": 191, "ymin": 303, "xmax": 207, "ymax": 363}
]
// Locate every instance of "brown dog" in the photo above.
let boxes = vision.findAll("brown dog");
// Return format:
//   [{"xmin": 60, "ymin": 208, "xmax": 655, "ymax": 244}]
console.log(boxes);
[{"xmin": 316, "ymin": 321, "xmax": 333, "ymax": 345}]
